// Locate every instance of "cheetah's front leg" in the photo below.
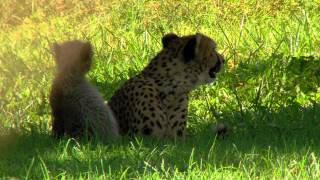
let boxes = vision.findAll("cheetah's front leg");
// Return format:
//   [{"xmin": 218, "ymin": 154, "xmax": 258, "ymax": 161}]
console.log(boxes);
[
  {"xmin": 131, "ymin": 95, "xmax": 168, "ymax": 139},
  {"xmin": 165, "ymin": 94, "xmax": 188, "ymax": 139}
]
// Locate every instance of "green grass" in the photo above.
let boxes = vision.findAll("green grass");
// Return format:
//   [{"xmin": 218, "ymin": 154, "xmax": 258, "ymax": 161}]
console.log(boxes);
[{"xmin": 1, "ymin": 0, "xmax": 320, "ymax": 179}]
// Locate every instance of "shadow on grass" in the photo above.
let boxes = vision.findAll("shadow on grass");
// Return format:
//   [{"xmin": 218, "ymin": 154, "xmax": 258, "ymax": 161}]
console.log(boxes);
[
  {"xmin": 1, "ymin": 103, "xmax": 319, "ymax": 178},
  {"xmin": 0, "ymin": 130, "xmax": 59, "ymax": 177}
]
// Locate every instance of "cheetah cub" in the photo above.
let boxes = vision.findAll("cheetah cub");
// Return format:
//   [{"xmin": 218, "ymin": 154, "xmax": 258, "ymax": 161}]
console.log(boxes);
[
  {"xmin": 49, "ymin": 40, "xmax": 119, "ymax": 140},
  {"xmin": 108, "ymin": 33, "xmax": 224, "ymax": 138}
]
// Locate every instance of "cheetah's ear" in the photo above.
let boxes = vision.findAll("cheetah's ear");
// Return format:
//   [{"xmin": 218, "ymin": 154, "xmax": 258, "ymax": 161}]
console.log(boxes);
[
  {"xmin": 162, "ymin": 33, "xmax": 179, "ymax": 48},
  {"xmin": 183, "ymin": 33, "xmax": 202, "ymax": 62},
  {"xmin": 80, "ymin": 42, "xmax": 93, "ymax": 62}
]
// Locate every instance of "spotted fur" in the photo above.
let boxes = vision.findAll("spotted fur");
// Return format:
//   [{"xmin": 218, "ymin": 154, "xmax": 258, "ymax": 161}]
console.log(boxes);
[{"xmin": 108, "ymin": 33, "xmax": 224, "ymax": 138}]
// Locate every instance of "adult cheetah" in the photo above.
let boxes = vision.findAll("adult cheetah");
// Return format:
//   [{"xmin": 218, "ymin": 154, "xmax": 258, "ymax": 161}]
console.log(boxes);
[{"xmin": 108, "ymin": 32, "xmax": 224, "ymax": 138}]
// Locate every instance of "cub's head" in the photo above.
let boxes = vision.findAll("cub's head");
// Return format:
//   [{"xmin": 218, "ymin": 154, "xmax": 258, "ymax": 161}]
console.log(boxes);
[
  {"xmin": 146, "ymin": 33, "xmax": 224, "ymax": 94},
  {"xmin": 52, "ymin": 40, "xmax": 93, "ymax": 75}
]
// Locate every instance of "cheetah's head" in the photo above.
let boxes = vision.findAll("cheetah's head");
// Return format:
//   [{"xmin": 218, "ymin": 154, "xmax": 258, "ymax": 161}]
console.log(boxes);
[{"xmin": 154, "ymin": 33, "xmax": 224, "ymax": 93}]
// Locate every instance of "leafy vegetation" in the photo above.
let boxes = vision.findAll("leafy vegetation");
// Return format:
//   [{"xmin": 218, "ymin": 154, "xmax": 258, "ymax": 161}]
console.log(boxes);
[{"xmin": 0, "ymin": 0, "xmax": 319, "ymax": 179}]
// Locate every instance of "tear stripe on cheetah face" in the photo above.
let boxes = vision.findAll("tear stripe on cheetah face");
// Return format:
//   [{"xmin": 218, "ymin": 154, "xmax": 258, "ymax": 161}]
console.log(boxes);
[{"xmin": 108, "ymin": 33, "xmax": 224, "ymax": 138}]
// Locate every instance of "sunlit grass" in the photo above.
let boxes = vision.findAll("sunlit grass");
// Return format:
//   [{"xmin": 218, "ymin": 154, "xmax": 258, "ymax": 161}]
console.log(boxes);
[{"xmin": 0, "ymin": 0, "xmax": 319, "ymax": 179}]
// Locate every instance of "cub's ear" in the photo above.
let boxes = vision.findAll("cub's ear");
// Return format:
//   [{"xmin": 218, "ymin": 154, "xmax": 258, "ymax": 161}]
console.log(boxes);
[
  {"xmin": 51, "ymin": 43, "xmax": 60, "ymax": 58},
  {"xmin": 183, "ymin": 33, "xmax": 202, "ymax": 62},
  {"xmin": 162, "ymin": 33, "xmax": 179, "ymax": 48},
  {"xmin": 80, "ymin": 42, "xmax": 93, "ymax": 62}
]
